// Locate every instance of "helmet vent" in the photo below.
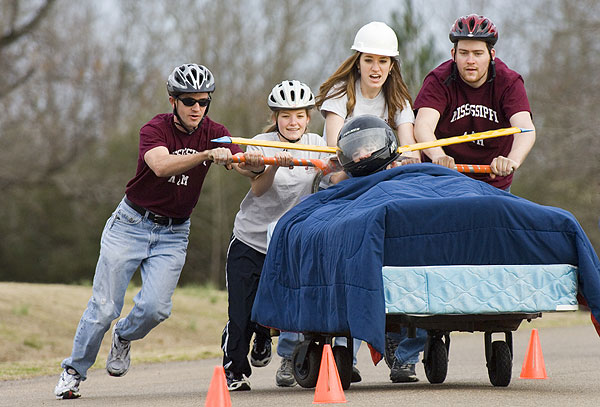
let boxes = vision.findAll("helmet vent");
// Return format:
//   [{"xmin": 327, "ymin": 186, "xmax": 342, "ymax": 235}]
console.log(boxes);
[
  {"xmin": 468, "ymin": 18, "xmax": 475, "ymax": 31},
  {"xmin": 167, "ymin": 64, "xmax": 216, "ymax": 95},
  {"xmin": 267, "ymin": 80, "xmax": 315, "ymax": 111}
]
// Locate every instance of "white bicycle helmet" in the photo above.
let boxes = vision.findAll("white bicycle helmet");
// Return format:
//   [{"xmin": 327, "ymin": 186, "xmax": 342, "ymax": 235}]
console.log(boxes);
[
  {"xmin": 351, "ymin": 21, "xmax": 399, "ymax": 57},
  {"xmin": 167, "ymin": 63, "xmax": 215, "ymax": 95},
  {"xmin": 267, "ymin": 80, "xmax": 315, "ymax": 111}
]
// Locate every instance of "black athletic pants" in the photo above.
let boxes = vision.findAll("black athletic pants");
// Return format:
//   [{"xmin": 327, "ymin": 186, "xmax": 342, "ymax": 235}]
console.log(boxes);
[{"xmin": 221, "ymin": 235, "xmax": 271, "ymax": 377}]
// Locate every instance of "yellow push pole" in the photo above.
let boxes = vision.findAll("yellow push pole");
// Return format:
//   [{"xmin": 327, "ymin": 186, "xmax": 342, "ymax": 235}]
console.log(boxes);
[{"xmin": 212, "ymin": 127, "xmax": 531, "ymax": 155}]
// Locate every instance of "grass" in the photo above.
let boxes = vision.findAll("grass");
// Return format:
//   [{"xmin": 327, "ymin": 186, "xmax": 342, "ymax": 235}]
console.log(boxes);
[
  {"xmin": 0, "ymin": 282, "xmax": 228, "ymax": 380},
  {"xmin": 0, "ymin": 282, "xmax": 593, "ymax": 381}
]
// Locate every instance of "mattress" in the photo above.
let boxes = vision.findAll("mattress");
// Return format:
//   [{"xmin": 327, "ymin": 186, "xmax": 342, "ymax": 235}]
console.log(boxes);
[{"xmin": 383, "ymin": 264, "xmax": 578, "ymax": 314}]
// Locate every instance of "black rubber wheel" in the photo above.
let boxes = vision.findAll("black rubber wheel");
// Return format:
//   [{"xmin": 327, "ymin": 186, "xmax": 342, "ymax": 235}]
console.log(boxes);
[
  {"xmin": 292, "ymin": 341, "xmax": 322, "ymax": 388},
  {"xmin": 487, "ymin": 341, "xmax": 512, "ymax": 387},
  {"xmin": 332, "ymin": 345, "xmax": 353, "ymax": 390},
  {"xmin": 424, "ymin": 337, "xmax": 448, "ymax": 384}
]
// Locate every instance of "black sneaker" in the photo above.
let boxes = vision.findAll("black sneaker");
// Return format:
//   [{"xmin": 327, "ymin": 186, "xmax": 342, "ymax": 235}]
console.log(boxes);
[
  {"xmin": 384, "ymin": 332, "xmax": 401, "ymax": 369},
  {"xmin": 390, "ymin": 360, "xmax": 419, "ymax": 383},
  {"xmin": 351, "ymin": 366, "xmax": 362, "ymax": 383},
  {"xmin": 225, "ymin": 370, "xmax": 251, "ymax": 391},
  {"xmin": 250, "ymin": 335, "xmax": 272, "ymax": 367}
]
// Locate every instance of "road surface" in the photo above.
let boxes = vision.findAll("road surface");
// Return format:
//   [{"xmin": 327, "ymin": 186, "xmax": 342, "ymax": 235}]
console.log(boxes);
[{"xmin": 1, "ymin": 323, "xmax": 599, "ymax": 407}]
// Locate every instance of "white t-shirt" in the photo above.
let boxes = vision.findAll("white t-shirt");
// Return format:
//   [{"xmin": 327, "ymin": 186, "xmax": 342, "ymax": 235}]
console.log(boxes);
[
  {"xmin": 233, "ymin": 132, "xmax": 332, "ymax": 254},
  {"xmin": 319, "ymin": 80, "xmax": 414, "ymax": 141}
]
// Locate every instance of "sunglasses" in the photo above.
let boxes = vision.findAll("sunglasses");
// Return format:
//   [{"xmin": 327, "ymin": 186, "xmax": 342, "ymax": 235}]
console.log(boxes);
[{"xmin": 177, "ymin": 96, "xmax": 211, "ymax": 107}]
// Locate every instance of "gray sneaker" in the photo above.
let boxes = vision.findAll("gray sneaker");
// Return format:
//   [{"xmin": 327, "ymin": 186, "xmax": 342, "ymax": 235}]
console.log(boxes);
[
  {"xmin": 390, "ymin": 360, "xmax": 419, "ymax": 383},
  {"xmin": 106, "ymin": 322, "xmax": 131, "ymax": 377},
  {"xmin": 54, "ymin": 367, "xmax": 81, "ymax": 399},
  {"xmin": 275, "ymin": 357, "xmax": 297, "ymax": 387}
]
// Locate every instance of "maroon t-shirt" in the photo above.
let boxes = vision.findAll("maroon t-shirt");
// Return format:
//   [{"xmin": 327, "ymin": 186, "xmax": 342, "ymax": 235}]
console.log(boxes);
[
  {"xmin": 414, "ymin": 58, "xmax": 531, "ymax": 189},
  {"xmin": 125, "ymin": 114, "xmax": 242, "ymax": 218}
]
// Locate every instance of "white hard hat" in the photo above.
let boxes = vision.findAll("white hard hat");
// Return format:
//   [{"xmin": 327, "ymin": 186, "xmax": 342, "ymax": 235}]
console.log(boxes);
[{"xmin": 351, "ymin": 21, "xmax": 399, "ymax": 57}]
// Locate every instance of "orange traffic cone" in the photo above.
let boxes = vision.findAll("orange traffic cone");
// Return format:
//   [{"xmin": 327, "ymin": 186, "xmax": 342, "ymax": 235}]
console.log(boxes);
[
  {"xmin": 205, "ymin": 365, "xmax": 232, "ymax": 407},
  {"xmin": 313, "ymin": 344, "xmax": 347, "ymax": 404},
  {"xmin": 519, "ymin": 328, "xmax": 548, "ymax": 379}
]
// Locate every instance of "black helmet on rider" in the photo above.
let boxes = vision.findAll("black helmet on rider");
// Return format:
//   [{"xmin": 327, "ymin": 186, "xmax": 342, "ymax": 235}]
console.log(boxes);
[{"xmin": 337, "ymin": 115, "xmax": 399, "ymax": 177}]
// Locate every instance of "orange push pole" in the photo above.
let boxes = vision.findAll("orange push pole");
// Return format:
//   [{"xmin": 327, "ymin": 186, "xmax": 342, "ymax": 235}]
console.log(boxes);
[
  {"xmin": 231, "ymin": 154, "xmax": 328, "ymax": 170},
  {"xmin": 232, "ymin": 154, "xmax": 491, "ymax": 175}
]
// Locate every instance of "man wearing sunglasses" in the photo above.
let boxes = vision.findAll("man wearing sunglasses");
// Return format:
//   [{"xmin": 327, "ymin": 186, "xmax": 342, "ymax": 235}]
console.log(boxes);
[{"xmin": 54, "ymin": 63, "xmax": 265, "ymax": 400}]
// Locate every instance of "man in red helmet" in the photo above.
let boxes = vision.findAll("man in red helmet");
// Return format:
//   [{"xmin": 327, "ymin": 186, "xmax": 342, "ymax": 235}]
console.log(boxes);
[
  {"xmin": 413, "ymin": 14, "xmax": 536, "ymax": 191},
  {"xmin": 384, "ymin": 14, "xmax": 537, "ymax": 384}
]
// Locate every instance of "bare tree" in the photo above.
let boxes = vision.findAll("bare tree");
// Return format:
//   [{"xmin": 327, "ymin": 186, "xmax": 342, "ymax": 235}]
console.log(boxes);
[
  {"xmin": 0, "ymin": 0, "xmax": 56, "ymax": 96},
  {"xmin": 160, "ymin": 0, "xmax": 371, "ymax": 285},
  {"xmin": 516, "ymin": 0, "xmax": 600, "ymax": 248}
]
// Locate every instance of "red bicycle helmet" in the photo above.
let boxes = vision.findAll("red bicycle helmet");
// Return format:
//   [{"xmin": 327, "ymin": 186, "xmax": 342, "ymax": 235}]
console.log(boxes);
[{"xmin": 449, "ymin": 14, "xmax": 498, "ymax": 46}]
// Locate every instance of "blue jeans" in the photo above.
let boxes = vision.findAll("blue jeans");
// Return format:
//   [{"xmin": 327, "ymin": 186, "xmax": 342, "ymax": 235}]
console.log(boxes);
[
  {"xmin": 389, "ymin": 328, "xmax": 428, "ymax": 365},
  {"xmin": 61, "ymin": 197, "xmax": 190, "ymax": 379},
  {"xmin": 279, "ymin": 334, "xmax": 361, "ymax": 365},
  {"xmin": 277, "ymin": 331, "xmax": 304, "ymax": 359},
  {"xmin": 333, "ymin": 337, "xmax": 362, "ymax": 365}
]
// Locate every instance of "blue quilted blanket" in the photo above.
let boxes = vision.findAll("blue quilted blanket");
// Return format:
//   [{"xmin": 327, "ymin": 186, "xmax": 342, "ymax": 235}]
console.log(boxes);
[{"xmin": 251, "ymin": 164, "xmax": 600, "ymax": 355}]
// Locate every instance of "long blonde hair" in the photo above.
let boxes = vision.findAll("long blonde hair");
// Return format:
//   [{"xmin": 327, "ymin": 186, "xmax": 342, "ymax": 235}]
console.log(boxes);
[{"xmin": 316, "ymin": 52, "xmax": 413, "ymax": 130}]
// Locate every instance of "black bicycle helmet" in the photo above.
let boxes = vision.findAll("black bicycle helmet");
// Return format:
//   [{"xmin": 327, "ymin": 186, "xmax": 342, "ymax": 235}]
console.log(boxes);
[
  {"xmin": 449, "ymin": 14, "xmax": 498, "ymax": 46},
  {"xmin": 337, "ymin": 115, "xmax": 399, "ymax": 177}
]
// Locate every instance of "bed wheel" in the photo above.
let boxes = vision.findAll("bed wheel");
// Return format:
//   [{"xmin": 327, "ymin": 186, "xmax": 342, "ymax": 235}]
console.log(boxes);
[
  {"xmin": 424, "ymin": 336, "xmax": 448, "ymax": 384},
  {"xmin": 292, "ymin": 341, "xmax": 322, "ymax": 388},
  {"xmin": 487, "ymin": 341, "xmax": 512, "ymax": 387},
  {"xmin": 332, "ymin": 345, "xmax": 353, "ymax": 390}
]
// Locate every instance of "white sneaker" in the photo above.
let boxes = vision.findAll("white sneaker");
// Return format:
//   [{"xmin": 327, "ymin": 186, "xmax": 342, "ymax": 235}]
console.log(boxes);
[
  {"xmin": 106, "ymin": 322, "xmax": 131, "ymax": 377},
  {"xmin": 54, "ymin": 367, "xmax": 81, "ymax": 399},
  {"xmin": 275, "ymin": 357, "xmax": 297, "ymax": 387},
  {"xmin": 225, "ymin": 371, "xmax": 251, "ymax": 391}
]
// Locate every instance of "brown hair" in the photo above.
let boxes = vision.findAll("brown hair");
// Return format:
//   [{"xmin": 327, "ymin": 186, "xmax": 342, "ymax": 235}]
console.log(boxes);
[
  {"xmin": 316, "ymin": 52, "xmax": 413, "ymax": 130},
  {"xmin": 262, "ymin": 109, "xmax": 313, "ymax": 133}
]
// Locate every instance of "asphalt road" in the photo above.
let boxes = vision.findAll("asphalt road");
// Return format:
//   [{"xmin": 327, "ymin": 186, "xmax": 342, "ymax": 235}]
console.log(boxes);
[{"xmin": 2, "ymin": 323, "xmax": 599, "ymax": 407}]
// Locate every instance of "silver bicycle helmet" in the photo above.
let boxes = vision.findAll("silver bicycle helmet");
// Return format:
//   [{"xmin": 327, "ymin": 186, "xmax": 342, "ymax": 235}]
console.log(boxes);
[
  {"xmin": 267, "ymin": 80, "xmax": 315, "ymax": 111},
  {"xmin": 167, "ymin": 63, "xmax": 215, "ymax": 95}
]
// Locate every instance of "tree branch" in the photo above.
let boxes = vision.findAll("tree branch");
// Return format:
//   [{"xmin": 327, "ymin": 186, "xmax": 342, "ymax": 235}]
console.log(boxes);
[{"xmin": 0, "ymin": 0, "xmax": 57, "ymax": 48}]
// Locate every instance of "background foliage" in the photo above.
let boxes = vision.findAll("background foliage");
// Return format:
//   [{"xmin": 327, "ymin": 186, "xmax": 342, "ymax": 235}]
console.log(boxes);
[{"xmin": 1, "ymin": 0, "xmax": 598, "ymax": 287}]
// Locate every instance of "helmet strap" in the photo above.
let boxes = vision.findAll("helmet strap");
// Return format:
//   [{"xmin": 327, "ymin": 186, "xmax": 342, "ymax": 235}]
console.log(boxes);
[
  {"xmin": 486, "ymin": 51, "xmax": 496, "ymax": 83},
  {"xmin": 446, "ymin": 48, "xmax": 496, "ymax": 85},
  {"xmin": 276, "ymin": 126, "xmax": 300, "ymax": 143},
  {"xmin": 172, "ymin": 99, "xmax": 208, "ymax": 135},
  {"xmin": 274, "ymin": 112, "xmax": 301, "ymax": 143}
]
